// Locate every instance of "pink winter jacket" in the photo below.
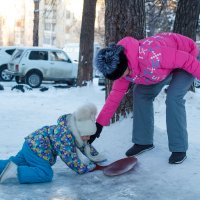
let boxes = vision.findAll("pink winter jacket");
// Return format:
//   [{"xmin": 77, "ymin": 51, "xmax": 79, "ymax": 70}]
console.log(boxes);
[{"xmin": 96, "ymin": 32, "xmax": 199, "ymax": 126}]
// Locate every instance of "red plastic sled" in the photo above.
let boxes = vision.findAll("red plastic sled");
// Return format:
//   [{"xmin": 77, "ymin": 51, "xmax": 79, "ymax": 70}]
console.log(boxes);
[{"xmin": 93, "ymin": 156, "xmax": 138, "ymax": 176}]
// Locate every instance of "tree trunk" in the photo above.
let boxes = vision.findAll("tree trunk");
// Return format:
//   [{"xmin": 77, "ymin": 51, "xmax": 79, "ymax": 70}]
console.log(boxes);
[
  {"xmin": 105, "ymin": 0, "xmax": 145, "ymax": 123},
  {"xmin": 33, "ymin": 0, "xmax": 40, "ymax": 46},
  {"xmin": 77, "ymin": 0, "xmax": 97, "ymax": 86},
  {"xmin": 173, "ymin": 0, "xmax": 200, "ymax": 92},
  {"xmin": 173, "ymin": 0, "xmax": 200, "ymax": 40}
]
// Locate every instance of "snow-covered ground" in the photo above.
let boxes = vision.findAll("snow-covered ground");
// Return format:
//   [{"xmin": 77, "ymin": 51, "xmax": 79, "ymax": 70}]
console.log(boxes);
[{"xmin": 0, "ymin": 79, "xmax": 200, "ymax": 200}]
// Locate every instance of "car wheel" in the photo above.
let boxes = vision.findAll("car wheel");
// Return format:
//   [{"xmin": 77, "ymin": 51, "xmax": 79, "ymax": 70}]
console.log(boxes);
[
  {"xmin": 0, "ymin": 65, "xmax": 14, "ymax": 81},
  {"xmin": 194, "ymin": 78, "xmax": 200, "ymax": 88},
  {"xmin": 25, "ymin": 71, "xmax": 42, "ymax": 88}
]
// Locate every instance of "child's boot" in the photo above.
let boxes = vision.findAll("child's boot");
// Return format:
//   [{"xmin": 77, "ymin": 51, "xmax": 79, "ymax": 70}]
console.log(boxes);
[{"xmin": 0, "ymin": 161, "xmax": 18, "ymax": 183}]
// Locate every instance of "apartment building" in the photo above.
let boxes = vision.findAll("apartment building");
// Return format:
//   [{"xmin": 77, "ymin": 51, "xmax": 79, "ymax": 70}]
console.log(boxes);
[
  {"xmin": 0, "ymin": 0, "xmax": 104, "ymax": 47},
  {"xmin": 39, "ymin": 0, "xmax": 104, "ymax": 48},
  {"xmin": 39, "ymin": 0, "xmax": 84, "ymax": 48},
  {"xmin": 0, "ymin": 16, "xmax": 5, "ymax": 45},
  {"xmin": 0, "ymin": 0, "xmax": 34, "ymax": 46},
  {"xmin": 0, "ymin": 0, "xmax": 81, "ymax": 47}
]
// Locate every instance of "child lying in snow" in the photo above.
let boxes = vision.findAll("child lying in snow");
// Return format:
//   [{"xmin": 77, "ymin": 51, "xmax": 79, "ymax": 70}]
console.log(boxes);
[{"xmin": 0, "ymin": 103, "xmax": 105, "ymax": 184}]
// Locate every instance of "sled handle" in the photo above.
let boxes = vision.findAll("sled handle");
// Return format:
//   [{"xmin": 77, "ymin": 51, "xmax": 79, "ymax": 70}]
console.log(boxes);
[{"xmin": 91, "ymin": 164, "xmax": 108, "ymax": 171}]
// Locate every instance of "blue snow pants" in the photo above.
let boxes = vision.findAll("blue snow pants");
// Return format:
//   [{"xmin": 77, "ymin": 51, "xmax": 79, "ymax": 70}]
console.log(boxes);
[
  {"xmin": 132, "ymin": 69, "xmax": 194, "ymax": 152},
  {"xmin": 0, "ymin": 142, "xmax": 53, "ymax": 184}
]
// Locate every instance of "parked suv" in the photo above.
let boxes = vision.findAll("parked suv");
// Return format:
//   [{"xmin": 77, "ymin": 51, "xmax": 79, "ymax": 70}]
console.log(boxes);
[
  {"xmin": 6, "ymin": 47, "xmax": 78, "ymax": 88},
  {"xmin": 0, "ymin": 46, "xmax": 17, "ymax": 81}
]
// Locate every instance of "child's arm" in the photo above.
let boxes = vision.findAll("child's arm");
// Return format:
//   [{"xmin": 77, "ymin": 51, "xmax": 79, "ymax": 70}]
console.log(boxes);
[{"xmin": 58, "ymin": 142, "xmax": 96, "ymax": 174}]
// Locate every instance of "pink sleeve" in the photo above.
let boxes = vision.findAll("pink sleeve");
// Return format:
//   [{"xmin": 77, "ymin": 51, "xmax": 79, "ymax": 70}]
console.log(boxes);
[
  {"xmin": 161, "ymin": 46, "xmax": 200, "ymax": 79},
  {"xmin": 96, "ymin": 78, "xmax": 130, "ymax": 126}
]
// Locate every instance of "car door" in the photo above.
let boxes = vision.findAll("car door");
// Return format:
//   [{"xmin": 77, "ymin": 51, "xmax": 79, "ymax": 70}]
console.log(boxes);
[
  {"xmin": 49, "ymin": 50, "xmax": 73, "ymax": 79},
  {"xmin": 26, "ymin": 50, "xmax": 49, "ymax": 73}
]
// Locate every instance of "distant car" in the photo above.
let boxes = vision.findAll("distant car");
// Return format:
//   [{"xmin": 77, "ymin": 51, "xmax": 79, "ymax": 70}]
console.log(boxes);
[
  {"xmin": 6, "ymin": 47, "xmax": 78, "ymax": 88},
  {"xmin": 196, "ymin": 41, "xmax": 200, "ymax": 48},
  {"xmin": 98, "ymin": 74, "xmax": 105, "ymax": 86},
  {"xmin": 194, "ymin": 78, "xmax": 200, "ymax": 88},
  {"xmin": 0, "ymin": 46, "xmax": 17, "ymax": 81}
]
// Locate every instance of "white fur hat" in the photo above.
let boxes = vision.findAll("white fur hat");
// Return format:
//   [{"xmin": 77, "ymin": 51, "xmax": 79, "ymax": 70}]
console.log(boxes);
[{"xmin": 73, "ymin": 103, "xmax": 97, "ymax": 136}]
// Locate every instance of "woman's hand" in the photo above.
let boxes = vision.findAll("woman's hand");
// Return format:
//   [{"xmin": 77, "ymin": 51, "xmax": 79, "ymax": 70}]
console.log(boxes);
[{"xmin": 88, "ymin": 123, "xmax": 103, "ymax": 144}]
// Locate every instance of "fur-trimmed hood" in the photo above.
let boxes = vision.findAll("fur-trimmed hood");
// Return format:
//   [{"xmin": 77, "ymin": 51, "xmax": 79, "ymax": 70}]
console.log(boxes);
[
  {"xmin": 68, "ymin": 103, "xmax": 106, "ymax": 163},
  {"xmin": 74, "ymin": 103, "xmax": 97, "ymax": 122},
  {"xmin": 72, "ymin": 103, "xmax": 97, "ymax": 137}
]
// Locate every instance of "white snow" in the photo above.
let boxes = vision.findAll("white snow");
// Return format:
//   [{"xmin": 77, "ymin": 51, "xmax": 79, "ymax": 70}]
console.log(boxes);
[{"xmin": 0, "ymin": 79, "xmax": 200, "ymax": 200}]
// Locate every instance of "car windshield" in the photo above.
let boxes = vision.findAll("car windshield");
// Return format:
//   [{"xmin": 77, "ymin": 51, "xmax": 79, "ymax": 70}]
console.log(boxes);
[
  {"xmin": 11, "ymin": 49, "xmax": 24, "ymax": 61},
  {"xmin": 5, "ymin": 49, "xmax": 16, "ymax": 55}
]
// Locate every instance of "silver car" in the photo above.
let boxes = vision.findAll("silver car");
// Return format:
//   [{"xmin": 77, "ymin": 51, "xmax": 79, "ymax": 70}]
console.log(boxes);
[
  {"xmin": 6, "ymin": 47, "xmax": 78, "ymax": 88},
  {"xmin": 0, "ymin": 46, "xmax": 17, "ymax": 81}
]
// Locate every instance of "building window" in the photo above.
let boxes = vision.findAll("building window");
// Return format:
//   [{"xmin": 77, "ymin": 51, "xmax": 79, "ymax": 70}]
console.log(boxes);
[
  {"xmin": 44, "ymin": 9, "xmax": 56, "ymax": 19},
  {"xmin": 66, "ymin": 10, "xmax": 70, "ymax": 19},
  {"xmin": 52, "ymin": 23, "xmax": 56, "ymax": 31},
  {"xmin": 44, "ymin": 36, "xmax": 51, "ymax": 44},
  {"xmin": 44, "ymin": 23, "xmax": 51, "ymax": 31},
  {"xmin": 52, "ymin": 37, "xmax": 56, "ymax": 45},
  {"xmin": 44, "ymin": 23, "xmax": 56, "ymax": 31},
  {"xmin": 44, "ymin": 0, "xmax": 50, "ymax": 5},
  {"xmin": 43, "ymin": 36, "xmax": 56, "ymax": 46}
]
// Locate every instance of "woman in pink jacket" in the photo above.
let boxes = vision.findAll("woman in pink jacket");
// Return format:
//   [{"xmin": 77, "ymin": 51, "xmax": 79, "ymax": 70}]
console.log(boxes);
[{"xmin": 88, "ymin": 32, "xmax": 200, "ymax": 164}]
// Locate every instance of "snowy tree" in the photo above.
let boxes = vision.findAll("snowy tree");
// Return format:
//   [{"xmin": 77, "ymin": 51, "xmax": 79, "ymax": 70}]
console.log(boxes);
[
  {"xmin": 105, "ymin": 0, "xmax": 145, "ymax": 123},
  {"xmin": 146, "ymin": 0, "xmax": 177, "ymax": 36},
  {"xmin": 77, "ymin": 0, "xmax": 97, "ymax": 86}
]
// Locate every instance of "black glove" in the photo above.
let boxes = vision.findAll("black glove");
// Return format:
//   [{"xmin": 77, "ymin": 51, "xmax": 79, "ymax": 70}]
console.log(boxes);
[{"xmin": 88, "ymin": 122, "xmax": 103, "ymax": 144}]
